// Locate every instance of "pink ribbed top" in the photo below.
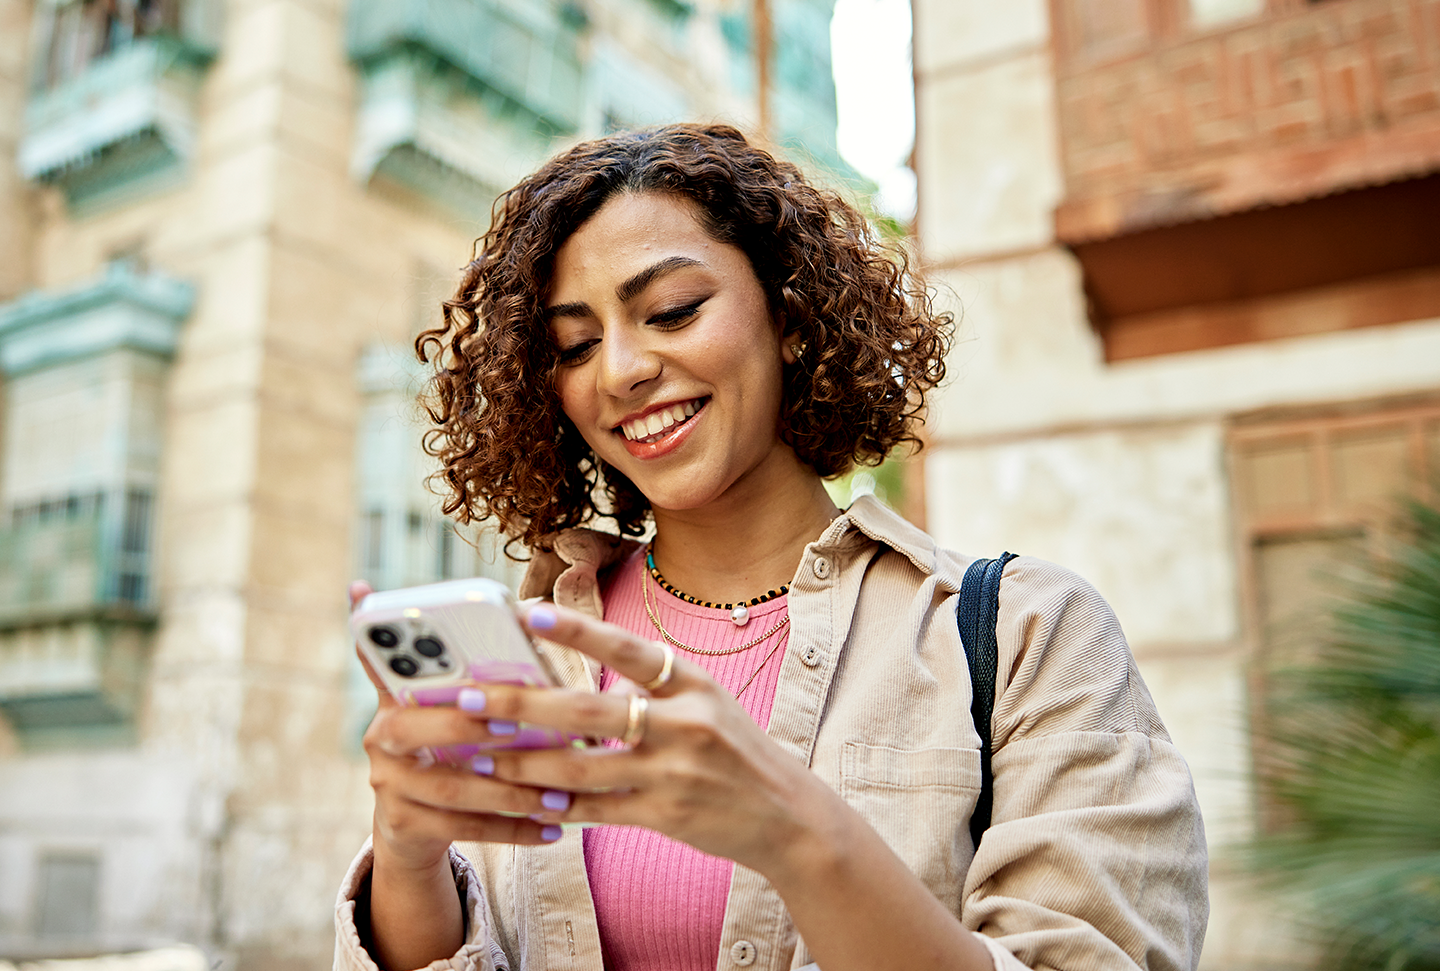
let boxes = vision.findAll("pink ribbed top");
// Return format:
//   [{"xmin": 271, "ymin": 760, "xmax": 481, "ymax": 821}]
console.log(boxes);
[{"xmin": 584, "ymin": 547, "xmax": 789, "ymax": 971}]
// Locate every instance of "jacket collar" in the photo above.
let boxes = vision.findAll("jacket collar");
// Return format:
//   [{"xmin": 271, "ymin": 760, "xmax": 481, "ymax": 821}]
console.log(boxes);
[
  {"xmin": 519, "ymin": 493, "xmax": 939, "ymax": 614},
  {"xmin": 824, "ymin": 493, "xmax": 939, "ymax": 577}
]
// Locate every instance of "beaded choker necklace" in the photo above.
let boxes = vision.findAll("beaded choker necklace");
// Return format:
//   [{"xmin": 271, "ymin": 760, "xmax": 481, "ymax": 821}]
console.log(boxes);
[{"xmin": 644, "ymin": 542, "xmax": 789, "ymax": 628}]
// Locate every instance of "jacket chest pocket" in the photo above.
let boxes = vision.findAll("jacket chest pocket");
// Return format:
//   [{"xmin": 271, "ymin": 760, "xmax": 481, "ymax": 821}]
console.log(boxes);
[{"xmin": 839, "ymin": 741, "xmax": 982, "ymax": 910}]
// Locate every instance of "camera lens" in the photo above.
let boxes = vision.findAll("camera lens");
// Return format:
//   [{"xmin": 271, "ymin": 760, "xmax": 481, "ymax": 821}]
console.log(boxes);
[
  {"xmin": 368, "ymin": 626, "xmax": 400, "ymax": 648},
  {"xmin": 388, "ymin": 656, "xmax": 419, "ymax": 677},
  {"xmin": 413, "ymin": 636, "xmax": 444, "ymax": 658}
]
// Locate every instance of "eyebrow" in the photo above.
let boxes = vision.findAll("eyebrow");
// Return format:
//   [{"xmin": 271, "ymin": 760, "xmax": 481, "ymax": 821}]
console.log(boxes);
[{"xmin": 544, "ymin": 255, "xmax": 705, "ymax": 321}]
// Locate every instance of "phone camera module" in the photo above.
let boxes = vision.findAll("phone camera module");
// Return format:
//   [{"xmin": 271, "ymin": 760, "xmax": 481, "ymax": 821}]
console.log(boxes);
[
  {"xmin": 368, "ymin": 626, "xmax": 400, "ymax": 649},
  {"xmin": 388, "ymin": 656, "xmax": 420, "ymax": 677},
  {"xmin": 413, "ymin": 636, "xmax": 445, "ymax": 658}
]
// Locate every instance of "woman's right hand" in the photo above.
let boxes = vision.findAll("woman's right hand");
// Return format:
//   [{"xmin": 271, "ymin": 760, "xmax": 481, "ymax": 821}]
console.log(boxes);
[
  {"xmin": 352, "ymin": 581, "xmax": 564, "ymax": 862},
  {"xmin": 349, "ymin": 581, "xmax": 561, "ymax": 969}
]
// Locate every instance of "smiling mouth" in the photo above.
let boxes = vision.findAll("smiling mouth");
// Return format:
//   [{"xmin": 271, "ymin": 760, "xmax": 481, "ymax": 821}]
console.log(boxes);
[{"xmin": 618, "ymin": 398, "xmax": 708, "ymax": 443}]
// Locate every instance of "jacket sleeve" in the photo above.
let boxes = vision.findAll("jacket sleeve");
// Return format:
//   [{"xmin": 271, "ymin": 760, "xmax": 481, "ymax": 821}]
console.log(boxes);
[
  {"xmin": 959, "ymin": 557, "xmax": 1209, "ymax": 971},
  {"xmin": 333, "ymin": 838, "xmax": 510, "ymax": 971}
]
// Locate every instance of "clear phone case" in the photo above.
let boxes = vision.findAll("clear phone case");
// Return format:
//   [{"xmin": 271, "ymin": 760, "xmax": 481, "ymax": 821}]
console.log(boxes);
[{"xmin": 351, "ymin": 577, "xmax": 585, "ymax": 765}]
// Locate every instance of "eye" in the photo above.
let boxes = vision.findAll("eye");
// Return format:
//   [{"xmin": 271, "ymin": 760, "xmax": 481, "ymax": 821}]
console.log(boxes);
[
  {"xmin": 556, "ymin": 339, "xmax": 598, "ymax": 365},
  {"xmin": 649, "ymin": 299, "xmax": 705, "ymax": 328}
]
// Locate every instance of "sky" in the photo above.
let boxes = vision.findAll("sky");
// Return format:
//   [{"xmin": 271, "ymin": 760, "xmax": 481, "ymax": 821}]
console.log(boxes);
[{"xmin": 829, "ymin": 0, "xmax": 916, "ymax": 221}]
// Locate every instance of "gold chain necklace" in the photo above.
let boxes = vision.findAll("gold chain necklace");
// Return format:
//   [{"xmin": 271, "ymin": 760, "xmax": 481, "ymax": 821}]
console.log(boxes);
[
  {"xmin": 732, "ymin": 635, "xmax": 788, "ymax": 701},
  {"xmin": 642, "ymin": 568, "xmax": 790, "ymax": 656}
]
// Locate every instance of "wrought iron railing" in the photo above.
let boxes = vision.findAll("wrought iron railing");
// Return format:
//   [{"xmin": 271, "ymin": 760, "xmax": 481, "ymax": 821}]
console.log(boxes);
[{"xmin": 0, "ymin": 488, "xmax": 155, "ymax": 625}]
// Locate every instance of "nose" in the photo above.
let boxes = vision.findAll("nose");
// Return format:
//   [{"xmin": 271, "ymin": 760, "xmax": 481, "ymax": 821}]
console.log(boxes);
[{"xmin": 595, "ymin": 326, "xmax": 660, "ymax": 397}]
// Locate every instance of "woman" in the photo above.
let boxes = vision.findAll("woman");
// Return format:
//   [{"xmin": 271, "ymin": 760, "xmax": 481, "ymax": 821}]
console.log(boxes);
[{"xmin": 336, "ymin": 124, "xmax": 1208, "ymax": 971}]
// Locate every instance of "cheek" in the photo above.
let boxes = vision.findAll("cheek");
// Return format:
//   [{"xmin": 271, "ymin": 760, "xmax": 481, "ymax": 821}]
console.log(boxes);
[
  {"xmin": 552, "ymin": 371, "xmax": 587, "ymax": 422},
  {"xmin": 553, "ymin": 375, "xmax": 614, "ymax": 451}
]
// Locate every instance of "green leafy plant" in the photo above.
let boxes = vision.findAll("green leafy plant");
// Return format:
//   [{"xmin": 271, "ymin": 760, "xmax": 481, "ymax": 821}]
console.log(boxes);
[{"xmin": 1252, "ymin": 499, "xmax": 1440, "ymax": 971}]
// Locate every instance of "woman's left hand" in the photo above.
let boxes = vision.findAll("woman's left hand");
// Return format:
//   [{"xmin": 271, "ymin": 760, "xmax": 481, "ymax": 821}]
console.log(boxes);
[{"xmin": 471, "ymin": 601, "xmax": 844, "ymax": 876}]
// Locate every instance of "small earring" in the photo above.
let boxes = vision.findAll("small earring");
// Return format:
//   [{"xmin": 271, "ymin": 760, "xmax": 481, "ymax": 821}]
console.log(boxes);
[{"xmin": 789, "ymin": 342, "xmax": 806, "ymax": 360}]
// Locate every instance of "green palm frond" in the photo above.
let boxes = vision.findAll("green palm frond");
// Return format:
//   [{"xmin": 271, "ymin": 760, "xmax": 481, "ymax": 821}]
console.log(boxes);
[{"xmin": 1250, "ymin": 499, "xmax": 1440, "ymax": 971}]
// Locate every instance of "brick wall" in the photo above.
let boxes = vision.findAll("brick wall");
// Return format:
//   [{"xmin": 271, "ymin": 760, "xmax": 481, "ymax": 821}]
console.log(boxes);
[{"xmin": 1053, "ymin": 0, "xmax": 1440, "ymax": 241}]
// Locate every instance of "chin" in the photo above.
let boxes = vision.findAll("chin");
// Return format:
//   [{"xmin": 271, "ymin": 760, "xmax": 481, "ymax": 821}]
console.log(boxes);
[{"xmin": 627, "ymin": 475, "xmax": 729, "ymax": 514}]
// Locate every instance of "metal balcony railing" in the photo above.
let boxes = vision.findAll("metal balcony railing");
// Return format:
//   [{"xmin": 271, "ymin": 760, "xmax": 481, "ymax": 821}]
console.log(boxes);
[
  {"xmin": 0, "ymin": 489, "xmax": 155, "ymax": 627},
  {"xmin": 346, "ymin": 0, "xmax": 583, "ymax": 134}
]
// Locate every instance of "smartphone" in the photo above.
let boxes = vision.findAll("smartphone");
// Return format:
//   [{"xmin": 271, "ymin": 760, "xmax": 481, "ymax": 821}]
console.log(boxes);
[{"xmin": 350, "ymin": 577, "xmax": 585, "ymax": 765}]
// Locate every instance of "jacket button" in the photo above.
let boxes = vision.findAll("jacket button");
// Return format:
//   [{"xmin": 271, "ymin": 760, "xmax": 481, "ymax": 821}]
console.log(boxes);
[
  {"xmin": 730, "ymin": 940, "xmax": 757, "ymax": 966},
  {"xmin": 800, "ymin": 644, "xmax": 821, "ymax": 667},
  {"xmin": 812, "ymin": 556, "xmax": 831, "ymax": 579}
]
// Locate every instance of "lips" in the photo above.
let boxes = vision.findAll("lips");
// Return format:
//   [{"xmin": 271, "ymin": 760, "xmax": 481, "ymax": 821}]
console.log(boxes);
[
  {"xmin": 618, "ymin": 398, "xmax": 706, "ymax": 443},
  {"xmin": 615, "ymin": 397, "xmax": 708, "ymax": 458}
]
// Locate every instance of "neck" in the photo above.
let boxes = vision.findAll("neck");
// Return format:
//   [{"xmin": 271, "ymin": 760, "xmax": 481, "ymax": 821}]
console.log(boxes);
[{"xmin": 648, "ymin": 453, "xmax": 840, "ymax": 605}]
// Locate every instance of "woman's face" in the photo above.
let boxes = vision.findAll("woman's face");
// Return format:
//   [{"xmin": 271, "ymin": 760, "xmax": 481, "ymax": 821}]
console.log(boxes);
[{"xmin": 546, "ymin": 191, "xmax": 798, "ymax": 514}]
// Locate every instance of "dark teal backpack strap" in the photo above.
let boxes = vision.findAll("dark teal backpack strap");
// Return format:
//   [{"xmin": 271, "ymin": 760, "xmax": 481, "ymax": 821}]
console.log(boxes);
[{"xmin": 957, "ymin": 552, "xmax": 1017, "ymax": 848}]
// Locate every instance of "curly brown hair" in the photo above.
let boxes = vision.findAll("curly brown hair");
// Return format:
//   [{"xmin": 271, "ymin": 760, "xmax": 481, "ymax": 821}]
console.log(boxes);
[{"xmin": 416, "ymin": 123, "xmax": 952, "ymax": 553}]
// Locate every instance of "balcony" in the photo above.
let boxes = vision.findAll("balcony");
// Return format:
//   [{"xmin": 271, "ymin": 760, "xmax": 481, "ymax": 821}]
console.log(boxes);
[
  {"xmin": 0, "ymin": 263, "xmax": 191, "ymax": 743},
  {"xmin": 19, "ymin": 29, "xmax": 213, "ymax": 209},
  {"xmin": 345, "ymin": 0, "xmax": 582, "ymax": 218},
  {"xmin": 0, "ymin": 491, "xmax": 154, "ymax": 626},
  {"xmin": 0, "ymin": 493, "xmax": 154, "ymax": 743}
]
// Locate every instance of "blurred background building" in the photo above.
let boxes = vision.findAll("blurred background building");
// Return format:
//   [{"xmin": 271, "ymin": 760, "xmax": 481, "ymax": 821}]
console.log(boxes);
[
  {"xmin": 0, "ymin": 0, "xmax": 843, "ymax": 965},
  {"xmin": 913, "ymin": 1, "xmax": 1440, "ymax": 968}
]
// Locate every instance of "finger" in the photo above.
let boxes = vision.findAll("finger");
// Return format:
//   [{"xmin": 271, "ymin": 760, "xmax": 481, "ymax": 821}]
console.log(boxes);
[
  {"xmin": 366, "ymin": 704, "xmax": 530, "ymax": 757},
  {"xmin": 523, "ymin": 603, "xmax": 699, "ymax": 696},
  {"xmin": 468, "ymin": 683, "xmax": 644, "ymax": 744},
  {"xmin": 379, "ymin": 800, "xmax": 564, "ymax": 847},
  {"xmin": 349, "ymin": 580, "xmax": 374, "ymax": 609},
  {"xmin": 529, "ymin": 788, "xmax": 647, "ymax": 829},
  {"xmin": 386, "ymin": 761, "xmax": 561, "ymax": 818},
  {"xmin": 488, "ymin": 743, "xmax": 642, "ymax": 795}
]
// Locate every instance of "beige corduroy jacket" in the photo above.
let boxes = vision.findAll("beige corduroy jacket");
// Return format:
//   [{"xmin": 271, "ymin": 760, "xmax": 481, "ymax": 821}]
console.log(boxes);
[{"xmin": 334, "ymin": 495, "xmax": 1209, "ymax": 971}]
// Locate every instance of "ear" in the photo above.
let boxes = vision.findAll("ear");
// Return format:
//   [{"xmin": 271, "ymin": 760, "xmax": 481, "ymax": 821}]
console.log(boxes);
[{"xmin": 781, "ymin": 338, "xmax": 799, "ymax": 366}]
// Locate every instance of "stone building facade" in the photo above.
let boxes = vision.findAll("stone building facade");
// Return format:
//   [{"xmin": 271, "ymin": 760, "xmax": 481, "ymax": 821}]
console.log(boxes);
[
  {"xmin": 0, "ymin": 0, "xmax": 842, "ymax": 965},
  {"xmin": 913, "ymin": 1, "xmax": 1440, "ymax": 968}
]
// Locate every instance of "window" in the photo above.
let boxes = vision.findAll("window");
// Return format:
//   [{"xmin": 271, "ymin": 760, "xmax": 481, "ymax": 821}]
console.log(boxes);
[
  {"xmin": 35, "ymin": 852, "xmax": 101, "ymax": 940},
  {"xmin": 0, "ymin": 263, "xmax": 192, "ymax": 745},
  {"xmin": 1187, "ymin": 0, "xmax": 1264, "ymax": 27},
  {"xmin": 19, "ymin": 0, "xmax": 214, "ymax": 208},
  {"xmin": 1230, "ymin": 398, "xmax": 1440, "ymax": 824},
  {"xmin": 353, "ymin": 341, "xmax": 524, "ymax": 594},
  {"xmin": 30, "ymin": 0, "xmax": 181, "ymax": 92}
]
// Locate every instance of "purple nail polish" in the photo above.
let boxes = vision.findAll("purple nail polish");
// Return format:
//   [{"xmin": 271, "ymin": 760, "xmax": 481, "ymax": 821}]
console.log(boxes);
[
  {"xmin": 470, "ymin": 755, "xmax": 494, "ymax": 776},
  {"xmin": 541, "ymin": 824, "xmax": 563, "ymax": 842},
  {"xmin": 541, "ymin": 790, "xmax": 571, "ymax": 812},
  {"xmin": 528, "ymin": 605, "xmax": 558, "ymax": 630},
  {"xmin": 458, "ymin": 688, "xmax": 487, "ymax": 712},
  {"xmin": 489, "ymin": 720, "xmax": 518, "ymax": 735}
]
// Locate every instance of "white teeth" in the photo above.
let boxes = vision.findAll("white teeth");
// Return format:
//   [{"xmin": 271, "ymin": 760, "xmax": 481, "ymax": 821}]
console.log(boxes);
[{"xmin": 621, "ymin": 399, "xmax": 702, "ymax": 442}]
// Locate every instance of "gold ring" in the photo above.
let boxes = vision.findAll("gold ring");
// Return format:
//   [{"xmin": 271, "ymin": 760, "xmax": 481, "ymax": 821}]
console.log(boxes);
[
  {"xmin": 620, "ymin": 694, "xmax": 649, "ymax": 749},
  {"xmin": 640, "ymin": 644, "xmax": 675, "ymax": 692}
]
